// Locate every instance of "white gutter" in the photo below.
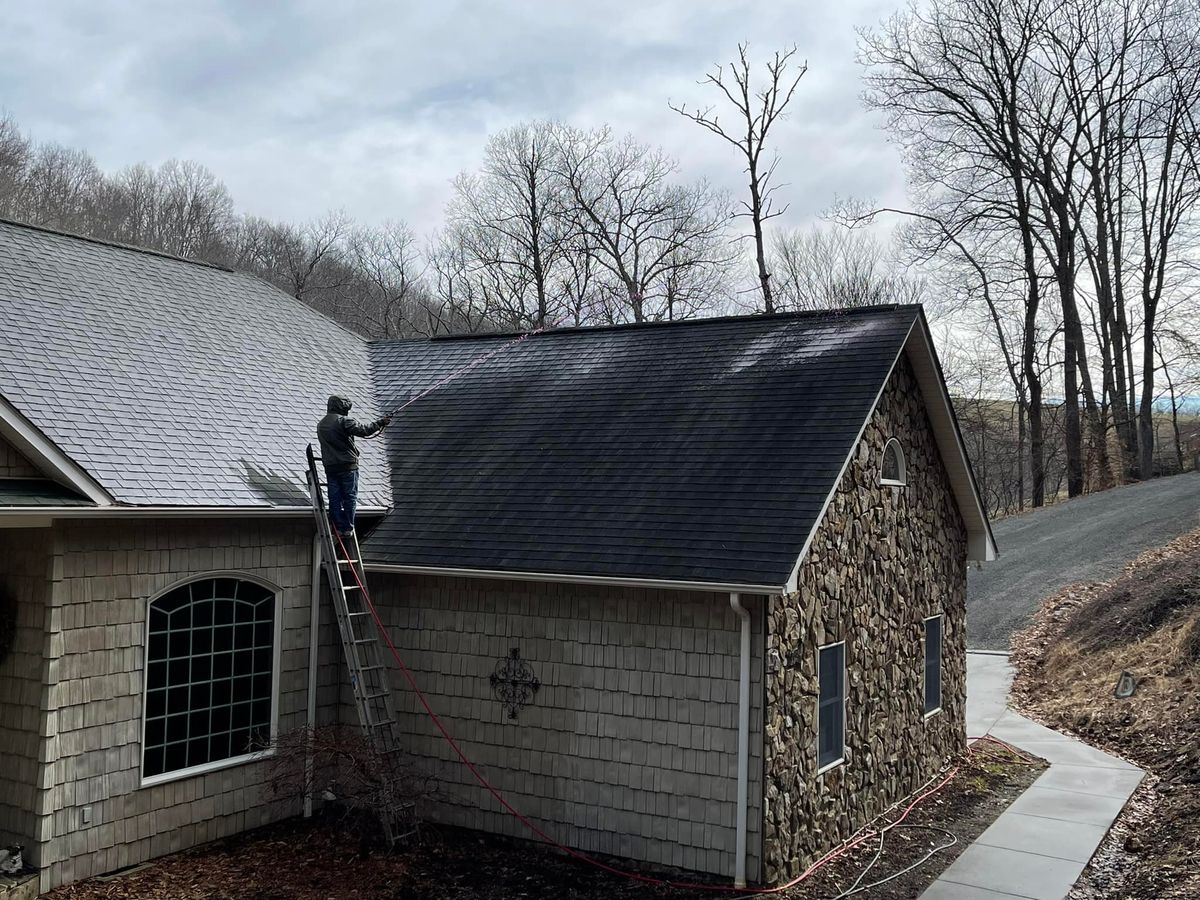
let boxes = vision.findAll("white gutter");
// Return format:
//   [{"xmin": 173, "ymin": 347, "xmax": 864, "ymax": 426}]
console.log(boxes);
[
  {"xmin": 366, "ymin": 561, "xmax": 781, "ymax": 596},
  {"xmin": 729, "ymin": 592, "xmax": 751, "ymax": 888},
  {"xmin": 0, "ymin": 505, "xmax": 390, "ymax": 519},
  {"xmin": 304, "ymin": 534, "xmax": 321, "ymax": 818}
]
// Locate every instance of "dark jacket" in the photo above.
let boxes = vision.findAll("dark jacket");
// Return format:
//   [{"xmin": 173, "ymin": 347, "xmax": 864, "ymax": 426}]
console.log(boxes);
[{"xmin": 317, "ymin": 399, "xmax": 387, "ymax": 474}]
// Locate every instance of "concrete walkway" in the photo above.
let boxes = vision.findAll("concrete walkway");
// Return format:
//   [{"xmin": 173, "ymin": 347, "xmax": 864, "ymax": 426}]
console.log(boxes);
[{"xmin": 920, "ymin": 653, "xmax": 1144, "ymax": 900}]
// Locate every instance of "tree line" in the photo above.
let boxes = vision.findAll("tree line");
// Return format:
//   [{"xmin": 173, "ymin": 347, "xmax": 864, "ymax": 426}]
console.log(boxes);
[{"xmin": 0, "ymin": 55, "xmax": 901, "ymax": 342}]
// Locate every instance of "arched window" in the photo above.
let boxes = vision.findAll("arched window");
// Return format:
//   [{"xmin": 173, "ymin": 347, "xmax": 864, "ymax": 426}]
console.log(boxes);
[
  {"xmin": 142, "ymin": 576, "xmax": 278, "ymax": 784},
  {"xmin": 881, "ymin": 438, "xmax": 906, "ymax": 487}
]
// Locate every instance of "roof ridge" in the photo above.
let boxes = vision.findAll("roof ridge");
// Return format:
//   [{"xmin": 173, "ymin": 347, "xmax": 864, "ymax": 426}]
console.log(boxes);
[
  {"xmin": 0, "ymin": 216, "xmax": 377, "ymax": 348},
  {"xmin": 231, "ymin": 269, "xmax": 371, "ymax": 347},
  {"xmin": 0, "ymin": 216, "xmax": 235, "ymax": 273},
  {"xmin": 369, "ymin": 304, "xmax": 921, "ymax": 346}
]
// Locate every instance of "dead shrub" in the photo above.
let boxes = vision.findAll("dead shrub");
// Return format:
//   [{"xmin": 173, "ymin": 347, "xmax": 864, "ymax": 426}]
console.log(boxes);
[{"xmin": 260, "ymin": 724, "xmax": 436, "ymax": 848}]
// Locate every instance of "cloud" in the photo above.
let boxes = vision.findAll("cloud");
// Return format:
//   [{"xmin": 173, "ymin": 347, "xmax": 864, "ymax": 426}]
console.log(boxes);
[{"xmin": 0, "ymin": 0, "xmax": 907, "ymax": 237}]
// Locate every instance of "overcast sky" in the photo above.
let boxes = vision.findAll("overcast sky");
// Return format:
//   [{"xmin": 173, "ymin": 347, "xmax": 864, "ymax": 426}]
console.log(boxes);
[{"xmin": 0, "ymin": 0, "xmax": 907, "ymax": 238}]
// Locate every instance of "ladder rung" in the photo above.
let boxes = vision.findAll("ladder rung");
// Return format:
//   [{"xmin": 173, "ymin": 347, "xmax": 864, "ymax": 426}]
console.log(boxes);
[
  {"xmin": 338, "ymin": 559, "xmax": 361, "ymax": 565},
  {"xmin": 362, "ymin": 690, "xmax": 390, "ymax": 701},
  {"xmin": 359, "ymin": 664, "xmax": 386, "ymax": 673}
]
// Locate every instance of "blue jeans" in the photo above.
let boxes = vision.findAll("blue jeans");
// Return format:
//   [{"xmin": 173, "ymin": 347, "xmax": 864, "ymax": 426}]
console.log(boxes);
[{"xmin": 326, "ymin": 469, "xmax": 359, "ymax": 535}]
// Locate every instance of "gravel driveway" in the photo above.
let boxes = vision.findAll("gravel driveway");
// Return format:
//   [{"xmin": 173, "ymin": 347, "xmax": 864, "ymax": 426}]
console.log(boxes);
[{"xmin": 967, "ymin": 471, "xmax": 1200, "ymax": 649}]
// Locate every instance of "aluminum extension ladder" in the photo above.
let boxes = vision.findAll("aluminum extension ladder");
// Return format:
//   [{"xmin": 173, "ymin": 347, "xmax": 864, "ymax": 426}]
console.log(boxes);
[{"xmin": 304, "ymin": 444, "xmax": 414, "ymax": 845}]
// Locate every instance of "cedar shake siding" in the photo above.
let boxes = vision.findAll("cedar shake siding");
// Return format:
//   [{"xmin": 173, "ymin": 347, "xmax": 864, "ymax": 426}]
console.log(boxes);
[
  {"xmin": 762, "ymin": 356, "xmax": 969, "ymax": 881},
  {"xmin": 0, "ymin": 529, "xmax": 54, "ymax": 865},
  {"xmin": 0, "ymin": 432, "xmax": 41, "ymax": 478},
  {"xmin": 364, "ymin": 575, "xmax": 767, "ymax": 881},
  {"xmin": 1, "ymin": 519, "xmax": 344, "ymax": 891}
]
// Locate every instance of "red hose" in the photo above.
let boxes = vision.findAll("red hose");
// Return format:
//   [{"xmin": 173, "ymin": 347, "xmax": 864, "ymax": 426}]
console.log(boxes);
[{"xmin": 334, "ymin": 530, "xmax": 964, "ymax": 893}]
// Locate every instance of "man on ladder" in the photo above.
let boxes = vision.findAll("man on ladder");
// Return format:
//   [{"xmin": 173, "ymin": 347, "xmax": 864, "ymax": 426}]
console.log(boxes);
[
  {"xmin": 316, "ymin": 395, "xmax": 391, "ymax": 537},
  {"xmin": 307, "ymin": 406, "xmax": 411, "ymax": 845}
]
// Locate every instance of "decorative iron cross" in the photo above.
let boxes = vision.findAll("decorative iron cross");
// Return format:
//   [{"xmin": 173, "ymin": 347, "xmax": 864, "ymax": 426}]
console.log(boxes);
[{"xmin": 489, "ymin": 647, "xmax": 540, "ymax": 719}]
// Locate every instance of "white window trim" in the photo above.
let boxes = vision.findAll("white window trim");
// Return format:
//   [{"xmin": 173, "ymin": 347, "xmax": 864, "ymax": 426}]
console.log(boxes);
[
  {"xmin": 881, "ymin": 437, "xmax": 907, "ymax": 487},
  {"xmin": 139, "ymin": 571, "xmax": 283, "ymax": 789},
  {"xmin": 816, "ymin": 640, "xmax": 847, "ymax": 774},
  {"xmin": 923, "ymin": 614, "xmax": 943, "ymax": 719}
]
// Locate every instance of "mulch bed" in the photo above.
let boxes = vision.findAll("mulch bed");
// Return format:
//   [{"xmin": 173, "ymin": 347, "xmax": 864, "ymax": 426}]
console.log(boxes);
[
  {"xmin": 45, "ymin": 747, "xmax": 1041, "ymax": 900},
  {"xmin": 1011, "ymin": 527, "xmax": 1200, "ymax": 900}
]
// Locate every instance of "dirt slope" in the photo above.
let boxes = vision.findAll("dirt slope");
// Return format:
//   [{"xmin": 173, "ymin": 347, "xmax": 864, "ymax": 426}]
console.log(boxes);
[{"xmin": 1011, "ymin": 528, "xmax": 1200, "ymax": 900}]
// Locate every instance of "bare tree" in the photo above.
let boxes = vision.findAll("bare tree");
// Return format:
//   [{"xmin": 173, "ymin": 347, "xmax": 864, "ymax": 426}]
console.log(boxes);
[
  {"xmin": 0, "ymin": 112, "xmax": 30, "ymax": 218},
  {"xmin": 345, "ymin": 221, "xmax": 430, "ymax": 338},
  {"xmin": 445, "ymin": 122, "xmax": 570, "ymax": 327},
  {"xmin": 862, "ymin": 0, "xmax": 1200, "ymax": 500},
  {"xmin": 861, "ymin": 0, "xmax": 1056, "ymax": 504},
  {"xmin": 20, "ymin": 142, "xmax": 101, "ymax": 230},
  {"xmin": 671, "ymin": 44, "xmax": 807, "ymax": 313},
  {"xmin": 425, "ymin": 232, "xmax": 504, "ymax": 335},
  {"xmin": 555, "ymin": 126, "xmax": 734, "ymax": 323},
  {"xmin": 154, "ymin": 159, "xmax": 235, "ymax": 258},
  {"xmin": 269, "ymin": 211, "xmax": 352, "ymax": 306},
  {"xmin": 769, "ymin": 223, "xmax": 923, "ymax": 311}
]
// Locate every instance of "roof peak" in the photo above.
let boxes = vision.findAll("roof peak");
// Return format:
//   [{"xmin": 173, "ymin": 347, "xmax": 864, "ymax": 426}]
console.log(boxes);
[
  {"xmin": 0, "ymin": 216, "xmax": 236, "ymax": 273},
  {"xmin": 374, "ymin": 304, "xmax": 922, "ymax": 346}
]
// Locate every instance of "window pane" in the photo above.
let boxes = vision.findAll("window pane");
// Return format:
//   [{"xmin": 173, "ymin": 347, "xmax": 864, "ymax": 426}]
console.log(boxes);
[
  {"xmin": 143, "ymin": 578, "xmax": 276, "ymax": 779},
  {"xmin": 143, "ymin": 747, "xmax": 164, "ymax": 778},
  {"xmin": 882, "ymin": 440, "xmax": 905, "ymax": 484},
  {"xmin": 193, "ymin": 600, "xmax": 213, "ymax": 628},
  {"xmin": 165, "ymin": 742, "xmax": 187, "ymax": 772},
  {"xmin": 817, "ymin": 643, "xmax": 845, "ymax": 769},
  {"xmin": 212, "ymin": 652, "xmax": 232, "ymax": 680},
  {"xmin": 144, "ymin": 717, "xmax": 165, "ymax": 748},
  {"xmin": 192, "ymin": 654, "xmax": 212, "ymax": 682},
  {"xmin": 213, "ymin": 578, "xmax": 239, "ymax": 602},
  {"xmin": 146, "ymin": 688, "xmax": 166, "ymax": 720},
  {"xmin": 148, "ymin": 632, "xmax": 169, "ymax": 663},
  {"xmin": 925, "ymin": 617, "xmax": 942, "ymax": 713}
]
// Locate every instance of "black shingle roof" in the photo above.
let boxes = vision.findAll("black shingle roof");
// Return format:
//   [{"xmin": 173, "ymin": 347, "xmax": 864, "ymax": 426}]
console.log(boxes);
[
  {"xmin": 0, "ymin": 478, "xmax": 91, "ymax": 507},
  {"xmin": 0, "ymin": 219, "xmax": 389, "ymax": 508},
  {"xmin": 365, "ymin": 307, "xmax": 920, "ymax": 587}
]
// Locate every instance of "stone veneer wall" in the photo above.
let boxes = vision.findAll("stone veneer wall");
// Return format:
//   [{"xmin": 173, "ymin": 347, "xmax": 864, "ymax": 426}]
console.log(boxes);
[
  {"xmin": 0, "ymin": 433, "xmax": 41, "ymax": 478},
  {"xmin": 0, "ymin": 529, "xmax": 53, "ymax": 860},
  {"xmin": 5, "ymin": 518, "xmax": 343, "ymax": 891},
  {"xmin": 365, "ymin": 575, "xmax": 766, "ymax": 880},
  {"xmin": 762, "ymin": 355, "xmax": 969, "ymax": 881}
]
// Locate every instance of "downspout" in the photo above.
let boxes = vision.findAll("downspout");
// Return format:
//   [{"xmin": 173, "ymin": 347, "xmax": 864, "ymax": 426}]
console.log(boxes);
[
  {"xmin": 304, "ymin": 533, "xmax": 321, "ymax": 818},
  {"xmin": 730, "ymin": 592, "xmax": 751, "ymax": 888}
]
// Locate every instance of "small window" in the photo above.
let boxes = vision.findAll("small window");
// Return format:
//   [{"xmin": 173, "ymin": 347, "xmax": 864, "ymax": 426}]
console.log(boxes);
[
  {"xmin": 924, "ymin": 615, "xmax": 943, "ymax": 716},
  {"xmin": 881, "ymin": 438, "xmax": 906, "ymax": 486},
  {"xmin": 142, "ymin": 576, "xmax": 278, "ymax": 784},
  {"xmin": 817, "ymin": 641, "xmax": 846, "ymax": 771}
]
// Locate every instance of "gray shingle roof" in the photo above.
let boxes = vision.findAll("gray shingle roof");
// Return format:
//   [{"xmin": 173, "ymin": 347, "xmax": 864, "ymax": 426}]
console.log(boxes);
[
  {"xmin": 0, "ymin": 478, "xmax": 91, "ymax": 507},
  {"xmin": 364, "ymin": 307, "xmax": 921, "ymax": 587},
  {"xmin": 0, "ymin": 219, "xmax": 389, "ymax": 508}
]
